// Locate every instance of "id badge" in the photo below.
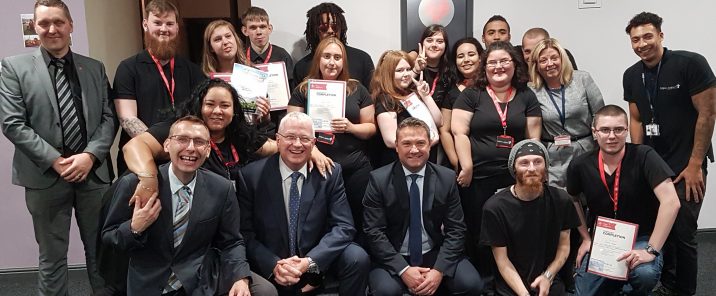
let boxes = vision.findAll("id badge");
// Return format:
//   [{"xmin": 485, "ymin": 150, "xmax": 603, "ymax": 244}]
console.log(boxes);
[
  {"xmin": 496, "ymin": 135, "xmax": 514, "ymax": 148},
  {"xmin": 316, "ymin": 132, "xmax": 335, "ymax": 145},
  {"xmin": 554, "ymin": 135, "xmax": 571, "ymax": 147},
  {"xmin": 646, "ymin": 123, "xmax": 660, "ymax": 136}
]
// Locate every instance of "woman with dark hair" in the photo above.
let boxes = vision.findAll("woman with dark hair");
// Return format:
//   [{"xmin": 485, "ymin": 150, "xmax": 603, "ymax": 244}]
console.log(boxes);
[
  {"xmin": 442, "ymin": 37, "xmax": 484, "ymax": 168},
  {"xmin": 287, "ymin": 37, "xmax": 375, "ymax": 242},
  {"xmin": 408, "ymin": 25, "xmax": 457, "ymax": 167},
  {"xmin": 451, "ymin": 41, "xmax": 542, "ymax": 284}
]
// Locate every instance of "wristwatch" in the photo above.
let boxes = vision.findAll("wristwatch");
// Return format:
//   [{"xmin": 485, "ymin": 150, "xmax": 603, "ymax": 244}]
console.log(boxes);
[
  {"xmin": 645, "ymin": 244, "xmax": 660, "ymax": 256},
  {"xmin": 543, "ymin": 270, "xmax": 554, "ymax": 281},
  {"xmin": 306, "ymin": 257, "xmax": 320, "ymax": 274}
]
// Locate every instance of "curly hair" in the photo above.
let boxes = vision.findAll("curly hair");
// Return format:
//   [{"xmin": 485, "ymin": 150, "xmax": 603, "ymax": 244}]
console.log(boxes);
[
  {"xmin": 304, "ymin": 3, "xmax": 348, "ymax": 52},
  {"xmin": 475, "ymin": 41, "xmax": 529, "ymax": 90},
  {"xmin": 625, "ymin": 12, "xmax": 663, "ymax": 34}
]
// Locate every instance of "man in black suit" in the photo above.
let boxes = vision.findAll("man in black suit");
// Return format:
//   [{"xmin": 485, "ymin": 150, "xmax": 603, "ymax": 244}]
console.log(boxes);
[
  {"xmin": 238, "ymin": 112, "xmax": 369, "ymax": 295},
  {"xmin": 363, "ymin": 117, "xmax": 483, "ymax": 296},
  {"xmin": 102, "ymin": 116, "xmax": 253, "ymax": 296}
]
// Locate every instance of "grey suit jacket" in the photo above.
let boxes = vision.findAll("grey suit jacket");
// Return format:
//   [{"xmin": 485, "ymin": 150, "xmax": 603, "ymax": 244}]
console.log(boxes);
[{"xmin": 0, "ymin": 49, "xmax": 114, "ymax": 189}]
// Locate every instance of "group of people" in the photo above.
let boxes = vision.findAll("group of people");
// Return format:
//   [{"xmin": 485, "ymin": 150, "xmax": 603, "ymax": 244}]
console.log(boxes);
[{"xmin": 1, "ymin": 0, "xmax": 714, "ymax": 296}]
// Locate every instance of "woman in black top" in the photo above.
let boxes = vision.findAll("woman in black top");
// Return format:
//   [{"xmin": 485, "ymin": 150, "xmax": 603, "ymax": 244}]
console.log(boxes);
[
  {"xmin": 287, "ymin": 37, "xmax": 376, "ymax": 241},
  {"xmin": 451, "ymin": 41, "xmax": 542, "ymax": 282},
  {"xmin": 372, "ymin": 50, "xmax": 443, "ymax": 167}
]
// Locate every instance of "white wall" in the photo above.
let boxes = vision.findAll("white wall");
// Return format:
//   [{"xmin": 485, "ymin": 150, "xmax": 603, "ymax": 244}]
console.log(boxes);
[{"xmin": 257, "ymin": 0, "xmax": 716, "ymax": 229}]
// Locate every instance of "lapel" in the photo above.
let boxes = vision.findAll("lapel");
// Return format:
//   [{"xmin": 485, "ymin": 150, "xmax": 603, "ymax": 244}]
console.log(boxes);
[
  {"xmin": 72, "ymin": 53, "xmax": 91, "ymax": 123},
  {"xmin": 297, "ymin": 167, "xmax": 318, "ymax": 245},
  {"xmin": 33, "ymin": 50, "xmax": 59, "ymax": 117},
  {"xmin": 422, "ymin": 164, "xmax": 436, "ymax": 232},
  {"xmin": 157, "ymin": 165, "xmax": 175, "ymax": 254},
  {"xmin": 391, "ymin": 162, "xmax": 410, "ymax": 212},
  {"xmin": 175, "ymin": 170, "xmax": 209, "ymax": 256},
  {"xmin": 263, "ymin": 155, "xmax": 290, "ymax": 250}
]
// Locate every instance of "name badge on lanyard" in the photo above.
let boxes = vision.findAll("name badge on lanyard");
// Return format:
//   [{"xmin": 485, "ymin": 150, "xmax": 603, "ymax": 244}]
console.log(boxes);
[
  {"xmin": 487, "ymin": 86, "xmax": 514, "ymax": 148},
  {"xmin": 546, "ymin": 85, "xmax": 571, "ymax": 146},
  {"xmin": 316, "ymin": 132, "xmax": 335, "ymax": 145},
  {"xmin": 642, "ymin": 61, "xmax": 662, "ymax": 137}
]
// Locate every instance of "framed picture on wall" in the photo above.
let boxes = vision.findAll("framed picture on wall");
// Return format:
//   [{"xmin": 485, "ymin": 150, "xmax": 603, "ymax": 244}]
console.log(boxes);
[{"xmin": 400, "ymin": 0, "xmax": 473, "ymax": 51}]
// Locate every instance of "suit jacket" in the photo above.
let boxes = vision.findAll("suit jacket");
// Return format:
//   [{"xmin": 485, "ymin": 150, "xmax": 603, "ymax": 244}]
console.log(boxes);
[
  {"xmin": 363, "ymin": 161, "xmax": 466, "ymax": 277},
  {"xmin": 238, "ymin": 154, "xmax": 355, "ymax": 279},
  {"xmin": 0, "ymin": 49, "xmax": 114, "ymax": 189},
  {"xmin": 102, "ymin": 164, "xmax": 251, "ymax": 295}
]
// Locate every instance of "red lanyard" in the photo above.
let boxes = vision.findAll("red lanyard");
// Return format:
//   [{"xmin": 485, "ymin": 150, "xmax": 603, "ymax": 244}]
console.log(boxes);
[
  {"xmin": 486, "ymin": 86, "xmax": 513, "ymax": 134},
  {"xmin": 247, "ymin": 44, "xmax": 273, "ymax": 63},
  {"xmin": 210, "ymin": 140, "xmax": 240, "ymax": 167},
  {"xmin": 598, "ymin": 150, "xmax": 622, "ymax": 216},
  {"xmin": 428, "ymin": 75, "xmax": 439, "ymax": 97},
  {"xmin": 150, "ymin": 54, "xmax": 175, "ymax": 107}
]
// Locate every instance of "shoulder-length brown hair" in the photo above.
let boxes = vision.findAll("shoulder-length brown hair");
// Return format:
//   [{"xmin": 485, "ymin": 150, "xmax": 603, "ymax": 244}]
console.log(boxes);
[
  {"xmin": 475, "ymin": 41, "xmax": 528, "ymax": 90},
  {"xmin": 297, "ymin": 37, "xmax": 358, "ymax": 95},
  {"xmin": 201, "ymin": 20, "xmax": 248, "ymax": 76},
  {"xmin": 371, "ymin": 50, "xmax": 415, "ymax": 113},
  {"xmin": 529, "ymin": 38, "xmax": 574, "ymax": 89}
]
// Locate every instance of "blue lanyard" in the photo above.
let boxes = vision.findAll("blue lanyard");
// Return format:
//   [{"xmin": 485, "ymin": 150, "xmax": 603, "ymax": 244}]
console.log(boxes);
[{"xmin": 545, "ymin": 85, "xmax": 566, "ymax": 128}]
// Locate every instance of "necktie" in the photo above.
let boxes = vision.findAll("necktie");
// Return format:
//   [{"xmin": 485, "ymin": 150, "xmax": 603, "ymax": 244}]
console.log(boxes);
[
  {"xmin": 288, "ymin": 172, "xmax": 302, "ymax": 256},
  {"xmin": 53, "ymin": 59, "xmax": 84, "ymax": 153},
  {"xmin": 166, "ymin": 186, "xmax": 191, "ymax": 292},
  {"xmin": 409, "ymin": 174, "xmax": 423, "ymax": 266}
]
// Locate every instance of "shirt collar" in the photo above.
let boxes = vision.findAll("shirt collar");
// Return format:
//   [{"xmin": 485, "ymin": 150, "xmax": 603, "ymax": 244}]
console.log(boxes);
[
  {"xmin": 402, "ymin": 164, "xmax": 426, "ymax": 179},
  {"xmin": 278, "ymin": 157, "xmax": 308, "ymax": 181},
  {"xmin": 168, "ymin": 163, "xmax": 197, "ymax": 195},
  {"xmin": 41, "ymin": 47, "xmax": 73, "ymax": 67}
]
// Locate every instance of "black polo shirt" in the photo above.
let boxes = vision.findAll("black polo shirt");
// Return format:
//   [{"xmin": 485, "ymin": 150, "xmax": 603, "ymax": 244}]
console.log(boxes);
[
  {"xmin": 623, "ymin": 48, "xmax": 716, "ymax": 173},
  {"xmin": 567, "ymin": 143, "xmax": 675, "ymax": 236},
  {"xmin": 293, "ymin": 45, "xmax": 375, "ymax": 89}
]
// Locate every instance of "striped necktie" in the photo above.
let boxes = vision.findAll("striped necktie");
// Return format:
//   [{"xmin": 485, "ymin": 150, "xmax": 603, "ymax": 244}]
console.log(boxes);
[
  {"xmin": 165, "ymin": 185, "xmax": 192, "ymax": 292},
  {"xmin": 53, "ymin": 59, "xmax": 84, "ymax": 153}
]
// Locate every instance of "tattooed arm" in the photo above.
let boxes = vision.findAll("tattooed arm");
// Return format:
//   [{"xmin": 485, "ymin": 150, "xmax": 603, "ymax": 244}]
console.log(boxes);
[{"xmin": 115, "ymin": 98, "xmax": 148, "ymax": 137}]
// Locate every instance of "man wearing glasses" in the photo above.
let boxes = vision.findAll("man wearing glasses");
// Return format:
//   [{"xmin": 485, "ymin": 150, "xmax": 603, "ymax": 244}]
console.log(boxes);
[
  {"xmin": 566, "ymin": 105, "xmax": 680, "ymax": 296},
  {"xmin": 102, "ymin": 116, "xmax": 254, "ymax": 295},
  {"xmin": 238, "ymin": 112, "xmax": 369, "ymax": 295}
]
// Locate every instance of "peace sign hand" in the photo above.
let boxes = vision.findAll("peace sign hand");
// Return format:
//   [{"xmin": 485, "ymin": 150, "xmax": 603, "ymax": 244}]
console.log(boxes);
[
  {"xmin": 411, "ymin": 71, "xmax": 430, "ymax": 99},
  {"xmin": 413, "ymin": 43, "xmax": 427, "ymax": 74}
]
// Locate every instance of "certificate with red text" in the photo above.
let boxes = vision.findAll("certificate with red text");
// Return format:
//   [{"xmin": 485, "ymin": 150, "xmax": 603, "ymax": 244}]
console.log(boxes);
[
  {"xmin": 255, "ymin": 62, "xmax": 290, "ymax": 110},
  {"xmin": 306, "ymin": 79, "xmax": 346, "ymax": 132},
  {"xmin": 587, "ymin": 216, "xmax": 639, "ymax": 280}
]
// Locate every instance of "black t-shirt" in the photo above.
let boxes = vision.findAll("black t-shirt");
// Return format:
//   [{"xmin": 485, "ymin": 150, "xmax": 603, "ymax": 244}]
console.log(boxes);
[
  {"xmin": 623, "ymin": 48, "xmax": 716, "ymax": 173},
  {"xmin": 421, "ymin": 68, "xmax": 451, "ymax": 109},
  {"xmin": 288, "ymin": 83, "xmax": 372, "ymax": 169},
  {"xmin": 293, "ymin": 45, "xmax": 375, "ymax": 89},
  {"xmin": 453, "ymin": 87, "xmax": 542, "ymax": 179},
  {"xmin": 444, "ymin": 85, "xmax": 463, "ymax": 110},
  {"xmin": 147, "ymin": 120, "xmax": 268, "ymax": 179},
  {"xmin": 481, "ymin": 186, "xmax": 579, "ymax": 296},
  {"xmin": 567, "ymin": 144, "xmax": 675, "ymax": 236},
  {"xmin": 113, "ymin": 50, "xmax": 206, "ymax": 148}
]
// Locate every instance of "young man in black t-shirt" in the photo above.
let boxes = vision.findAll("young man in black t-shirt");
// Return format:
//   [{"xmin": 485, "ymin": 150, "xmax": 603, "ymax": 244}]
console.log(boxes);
[
  {"xmin": 481, "ymin": 139, "xmax": 578, "ymax": 296},
  {"xmin": 622, "ymin": 12, "xmax": 716, "ymax": 296},
  {"xmin": 567, "ymin": 105, "xmax": 680, "ymax": 296}
]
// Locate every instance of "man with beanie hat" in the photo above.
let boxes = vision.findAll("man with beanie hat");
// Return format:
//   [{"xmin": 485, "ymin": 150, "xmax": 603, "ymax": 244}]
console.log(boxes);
[{"xmin": 481, "ymin": 139, "xmax": 579, "ymax": 296}]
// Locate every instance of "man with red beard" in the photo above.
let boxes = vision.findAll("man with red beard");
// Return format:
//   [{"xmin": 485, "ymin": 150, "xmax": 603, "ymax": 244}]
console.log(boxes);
[
  {"xmin": 113, "ymin": 0, "xmax": 205, "ymax": 174},
  {"xmin": 481, "ymin": 139, "xmax": 579, "ymax": 296},
  {"xmin": 567, "ymin": 105, "xmax": 680, "ymax": 296}
]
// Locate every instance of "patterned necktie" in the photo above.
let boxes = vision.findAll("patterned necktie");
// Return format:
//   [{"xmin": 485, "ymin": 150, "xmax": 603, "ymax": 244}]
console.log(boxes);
[
  {"xmin": 53, "ymin": 59, "xmax": 84, "ymax": 153},
  {"xmin": 288, "ymin": 171, "xmax": 302, "ymax": 256},
  {"xmin": 166, "ymin": 185, "xmax": 192, "ymax": 292},
  {"xmin": 409, "ymin": 174, "xmax": 423, "ymax": 266}
]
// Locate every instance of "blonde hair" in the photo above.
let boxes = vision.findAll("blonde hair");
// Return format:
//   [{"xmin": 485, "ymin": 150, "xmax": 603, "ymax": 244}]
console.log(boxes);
[
  {"xmin": 201, "ymin": 20, "xmax": 248, "ymax": 76},
  {"xmin": 529, "ymin": 38, "xmax": 574, "ymax": 89},
  {"xmin": 297, "ymin": 37, "xmax": 358, "ymax": 95}
]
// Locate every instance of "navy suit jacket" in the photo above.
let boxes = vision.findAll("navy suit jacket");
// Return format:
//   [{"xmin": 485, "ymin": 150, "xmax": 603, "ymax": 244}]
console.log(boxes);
[
  {"xmin": 102, "ymin": 164, "xmax": 251, "ymax": 295},
  {"xmin": 238, "ymin": 154, "xmax": 355, "ymax": 279},
  {"xmin": 363, "ymin": 161, "xmax": 467, "ymax": 277}
]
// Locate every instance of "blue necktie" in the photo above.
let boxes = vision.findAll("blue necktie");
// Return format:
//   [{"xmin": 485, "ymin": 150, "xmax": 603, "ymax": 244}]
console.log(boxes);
[
  {"xmin": 409, "ymin": 174, "xmax": 423, "ymax": 266},
  {"xmin": 288, "ymin": 172, "xmax": 302, "ymax": 256}
]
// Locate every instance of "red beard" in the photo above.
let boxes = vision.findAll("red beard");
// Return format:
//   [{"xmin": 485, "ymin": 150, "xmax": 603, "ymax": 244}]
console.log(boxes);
[
  {"xmin": 517, "ymin": 171, "xmax": 545, "ymax": 196},
  {"xmin": 145, "ymin": 31, "xmax": 178, "ymax": 60}
]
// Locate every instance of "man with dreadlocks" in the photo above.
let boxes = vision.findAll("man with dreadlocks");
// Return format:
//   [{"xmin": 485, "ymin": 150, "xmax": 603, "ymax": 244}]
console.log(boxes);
[{"xmin": 293, "ymin": 2, "xmax": 374, "ymax": 89}]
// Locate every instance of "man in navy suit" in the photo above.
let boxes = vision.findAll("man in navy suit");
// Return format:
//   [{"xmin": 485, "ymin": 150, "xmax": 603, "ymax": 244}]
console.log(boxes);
[
  {"xmin": 238, "ymin": 112, "xmax": 369, "ymax": 295},
  {"xmin": 363, "ymin": 117, "xmax": 483, "ymax": 296},
  {"xmin": 102, "ymin": 116, "xmax": 253, "ymax": 296}
]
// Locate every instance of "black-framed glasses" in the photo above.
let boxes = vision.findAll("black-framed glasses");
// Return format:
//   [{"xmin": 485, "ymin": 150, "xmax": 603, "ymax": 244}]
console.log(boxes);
[{"xmin": 169, "ymin": 135, "xmax": 209, "ymax": 148}]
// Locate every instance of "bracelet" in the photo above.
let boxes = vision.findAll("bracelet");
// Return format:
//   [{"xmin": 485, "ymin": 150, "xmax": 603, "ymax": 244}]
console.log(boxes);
[
  {"xmin": 136, "ymin": 172, "xmax": 156, "ymax": 178},
  {"xmin": 543, "ymin": 270, "xmax": 554, "ymax": 281}
]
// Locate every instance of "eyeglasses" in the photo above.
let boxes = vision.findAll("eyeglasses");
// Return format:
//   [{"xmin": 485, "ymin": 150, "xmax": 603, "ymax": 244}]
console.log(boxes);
[
  {"xmin": 169, "ymin": 135, "xmax": 209, "ymax": 148},
  {"xmin": 277, "ymin": 133, "xmax": 314, "ymax": 144},
  {"xmin": 319, "ymin": 22, "xmax": 338, "ymax": 33},
  {"xmin": 596, "ymin": 127, "xmax": 627, "ymax": 136},
  {"xmin": 485, "ymin": 59, "xmax": 512, "ymax": 68}
]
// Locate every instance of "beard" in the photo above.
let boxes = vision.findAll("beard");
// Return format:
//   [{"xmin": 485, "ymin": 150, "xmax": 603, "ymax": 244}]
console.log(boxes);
[
  {"xmin": 517, "ymin": 171, "xmax": 545, "ymax": 196},
  {"xmin": 145, "ymin": 31, "xmax": 178, "ymax": 60}
]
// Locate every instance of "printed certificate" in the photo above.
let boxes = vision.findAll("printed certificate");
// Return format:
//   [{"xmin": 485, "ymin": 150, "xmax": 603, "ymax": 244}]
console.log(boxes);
[
  {"xmin": 400, "ymin": 93, "xmax": 439, "ymax": 140},
  {"xmin": 255, "ymin": 62, "xmax": 290, "ymax": 110},
  {"xmin": 587, "ymin": 216, "xmax": 639, "ymax": 280},
  {"xmin": 230, "ymin": 63, "xmax": 269, "ymax": 112},
  {"xmin": 306, "ymin": 79, "xmax": 346, "ymax": 132}
]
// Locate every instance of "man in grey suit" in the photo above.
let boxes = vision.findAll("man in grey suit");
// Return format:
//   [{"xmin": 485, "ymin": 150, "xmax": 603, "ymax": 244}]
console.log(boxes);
[{"xmin": 0, "ymin": 0, "xmax": 114, "ymax": 294}]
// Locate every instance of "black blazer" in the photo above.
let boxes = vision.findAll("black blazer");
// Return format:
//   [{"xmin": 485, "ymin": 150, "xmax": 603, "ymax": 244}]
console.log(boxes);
[
  {"xmin": 363, "ymin": 161, "xmax": 466, "ymax": 277},
  {"xmin": 238, "ymin": 154, "xmax": 355, "ymax": 279},
  {"xmin": 102, "ymin": 164, "xmax": 251, "ymax": 295}
]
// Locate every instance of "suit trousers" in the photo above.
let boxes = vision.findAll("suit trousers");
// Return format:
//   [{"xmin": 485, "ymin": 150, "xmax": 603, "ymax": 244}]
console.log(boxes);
[{"xmin": 25, "ymin": 173, "xmax": 108, "ymax": 295}]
